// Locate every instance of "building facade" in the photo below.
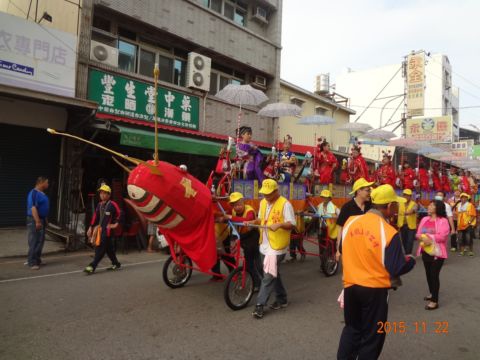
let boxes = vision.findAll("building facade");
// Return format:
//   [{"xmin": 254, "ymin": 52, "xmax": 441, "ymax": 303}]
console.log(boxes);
[
  {"xmin": 0, "ymin": 0, "xmax": 283, "ymax": 231},
  {"xmin": 0, "ymin": 4, "xmax": 96, "ymax": 228},
  {"xmin": 278, "ymin": 79, "xmax": 354, "ymax": 153},
  {"xmin": 336, "ymin": 53, "xmax": 460, "ymax": 140}
]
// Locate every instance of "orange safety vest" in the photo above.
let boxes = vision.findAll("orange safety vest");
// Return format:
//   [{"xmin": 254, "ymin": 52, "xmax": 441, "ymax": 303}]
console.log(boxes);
[
  {"xmin": 342, "ymin": 212, "xmax": 397, "ymax": 288},
  {"xmin": 457, "ymin": 201, "xmax": 477, "ymax": 230}
]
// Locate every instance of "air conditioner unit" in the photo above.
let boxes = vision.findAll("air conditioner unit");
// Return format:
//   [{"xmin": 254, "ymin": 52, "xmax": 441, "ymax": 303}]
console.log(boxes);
[
  {"xmin": 253, "ymin": 7, "xmax": 268, "ymax": 23},
  {"xmin": 338, "ymin": 146, "xmax": 348, "ymax": 153},
  {"xmin": 90, "ymin": 40, "xmax": 118, "ymax": 67},
  {"xmin": 254, "ymin": 75, "xmax": 267, "ymax": 88},
  {"xmin": 186, "ymin": 52, "xmax": 211, "ymax": 92}
]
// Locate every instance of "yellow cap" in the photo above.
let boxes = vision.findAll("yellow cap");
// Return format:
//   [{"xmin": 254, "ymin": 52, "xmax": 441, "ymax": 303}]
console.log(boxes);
[
  {"xmin": 460, "ymin": 192, "xmax": 471, "ymax": 199},
  {"xmin": 403, "ymin": 189, "xmax": 413, "ymax": 196},
  {"xmin": 320, "ymin": 189, "xmax": 332, "ymax": 198},
  {"xmin": 349, "ymin": 178, "xmax": 375, "ymax": 195},
  {"xmin": 259, "ymin": 179, "xmax": 278, "ymax": 195},
  {"xmin": 371, "ymin": 184, "xmax": 405, "ymax": 205},
  {"xmin": 229, "ymin": 192, "xmax": 244, "ymax": 203},
  {"xmin": 98, "ymin": 184, "xmax": 112, "ymax": 193}
]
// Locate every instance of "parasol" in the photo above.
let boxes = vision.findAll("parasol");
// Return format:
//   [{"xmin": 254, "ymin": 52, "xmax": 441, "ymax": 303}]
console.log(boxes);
[
  {"xmin": 258, "ymin": 102, "xmax": 301, "ymax": 118},
  {"xmin": 297, "ymin": 115, "xmax": 335, "ymax": 125},
  {"xmin": 362, "ymin": 129, "xmax": 397, "ymax": 141}
]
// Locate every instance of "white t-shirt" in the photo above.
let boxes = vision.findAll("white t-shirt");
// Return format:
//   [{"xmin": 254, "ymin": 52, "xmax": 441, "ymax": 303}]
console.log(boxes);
[
  {"xmin": 259, "ymin": 198, "xmax": 296, "ymax": 255},
  {"xmin": 444, "ymin": 201, "xmax": 453, "ymax": 218}
]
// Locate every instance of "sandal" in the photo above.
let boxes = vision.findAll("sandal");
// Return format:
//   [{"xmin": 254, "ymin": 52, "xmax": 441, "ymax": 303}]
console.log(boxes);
[{"xmin": 425, "ymin": 302, "xmax": 439, "ymax": 310}]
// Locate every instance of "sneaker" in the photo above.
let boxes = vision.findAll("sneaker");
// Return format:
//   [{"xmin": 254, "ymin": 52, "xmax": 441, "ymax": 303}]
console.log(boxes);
[
  {"xmin": 30, "ymin": 265, "xmax": 40, "ymax": 270},
  {"xmin": 252, "ymin": 305, "xmax": 264, "ymax": 319},
  {"xmin": 269, "ymin": 301, "xmax": 289, "ymax": 310},
  {"xmin": 468, "ymin": 251, "xmax": 475, "ymax": 257},
  {"xmin": 83, "ymin": 265, "xmax": 94, "ymax": 274},
  {"xmin": 450, "ymin": 247, "xmax": 457, "ymax": 252},
  {"xmin": 106, "ymin": 264, "xmax": 121, "ymax": 271}
]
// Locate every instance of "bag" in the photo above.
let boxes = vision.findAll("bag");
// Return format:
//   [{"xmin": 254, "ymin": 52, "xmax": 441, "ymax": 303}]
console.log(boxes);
[
  {"xmin": 89, "ymin": 225, "xmax": 102, "ymax": 246},
  {"xmin": 420, "ymin": 234, "xmax": 441, "ymax": 257}
]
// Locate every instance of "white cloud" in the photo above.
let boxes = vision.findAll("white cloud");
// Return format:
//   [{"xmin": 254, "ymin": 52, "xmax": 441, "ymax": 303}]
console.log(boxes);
[{"xmin": 281, "ymin": 0, "xmax": 480, "ymax": 125}]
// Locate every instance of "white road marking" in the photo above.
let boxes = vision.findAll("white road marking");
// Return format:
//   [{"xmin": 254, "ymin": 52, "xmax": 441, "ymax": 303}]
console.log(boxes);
[
  {"xmin": 0, "ymin": 251, "xmax": 91, "ymax": 265},
  {"xmin": 0, "ymin": 259, "xmax": 165, "ymax": 284}
]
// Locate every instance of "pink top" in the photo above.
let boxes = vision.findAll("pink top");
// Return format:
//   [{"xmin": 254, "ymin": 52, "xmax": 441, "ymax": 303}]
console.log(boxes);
[{"xmin": 416, "ymin": 216, "xmax": 449, "ymax": 259}]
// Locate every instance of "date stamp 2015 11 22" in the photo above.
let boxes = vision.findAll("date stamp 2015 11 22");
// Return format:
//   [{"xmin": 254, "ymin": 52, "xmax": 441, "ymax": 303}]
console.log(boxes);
[{"xmin": 377, "ymin": 321, "xmax": 449, "ymax": 334}]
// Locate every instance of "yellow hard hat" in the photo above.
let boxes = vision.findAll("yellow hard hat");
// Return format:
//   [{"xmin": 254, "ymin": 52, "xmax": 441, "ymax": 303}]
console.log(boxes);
[
  {"xmin": 403, "ymin": 189, "xmax": 413, "ymax": 196},
  {"xmin": 98, "ymin": 184, "xmax": 112, "ymax": 193},
  {"xmin": 229, "ymin": 192, "xmax": 244, "ymax": 203},
  {"xmin": 259, "ymin": 179, "xmax": 278, "ymax": 195},
  {"xmin": 371, "ymin": 184, "xmax": 405, "ymax": 205},
  {"xmin": 349, "ymin": 178, "xmax": 375, "ymax": 195},
  {"xmin": 460, "ymin": 192, "xmax": 471, "ymax": 199},
  {"xmin": 320, "ymin": 189, "xmax": 332, "ymax": 198}
]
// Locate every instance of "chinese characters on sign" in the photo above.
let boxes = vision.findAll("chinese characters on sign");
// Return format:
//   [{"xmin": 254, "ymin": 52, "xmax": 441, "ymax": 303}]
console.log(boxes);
[
  {"xmin": 0, "ymin": 12, "xmax": 76, "ymax": 97},
  {"xmin": 405, "ymin": 116, "xmax": 452, "ymax": 143},
  {"xmin": 406, "ymin": 53, "xmax": 425, "ymax": 117},
  {"xmin": 88, "ymin": 69, "xmax": 199, "ymax": 130}
]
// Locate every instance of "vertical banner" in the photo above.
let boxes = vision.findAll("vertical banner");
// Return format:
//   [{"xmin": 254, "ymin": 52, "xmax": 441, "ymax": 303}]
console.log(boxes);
[{"xmin": 407, "ymin": 52, "xmax": 425, "ymax": 117}]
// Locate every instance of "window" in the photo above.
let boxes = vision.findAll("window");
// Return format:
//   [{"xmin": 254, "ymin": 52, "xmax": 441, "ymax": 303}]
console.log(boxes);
[
  {"xmin": 174, "ymin": 59, "xmax": 186, "ymax": 87},
  {"xmin": 315, "ymin": 107, "xmax": 327, "ymax": 115},
  {"xmin": 138, "ymin": 48, "xmax": 156, "ymax": 77},
  {"xmin": 118, "ymin": 27, "xmax": 137, "ymax": 41},
  {"xmin": 203, "ymin": 0, "xmax": 247, "ymax": 26},
  {"xmin": 118, "ymin": 40, "xmax": 137, "ymax": 72},
  {"xmin": 211, "ymin": 0, "xmax": 222, "ymax": 13},
  {"xmin": 210, "ymin": 70, "xmax": 244, "ymax": 94},
  {"xmin": 158, "ymin": 55, "xmax": 173, "ymax": 83},
  {"xmin": 92, "ymin": 15, "xmax": 111, "ymax": 32},
  {"xmin": 290, "ymin": 97, "xmax": 305, "ymax": 108},
  {"xmin": 210, "ymin": 72, "xmax": 218, "ymax": 94}
]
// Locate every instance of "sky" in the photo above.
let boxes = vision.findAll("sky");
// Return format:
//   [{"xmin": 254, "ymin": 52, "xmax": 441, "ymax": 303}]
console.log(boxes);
[{"xmin": 281, "ymin": 0, "xmax": 480, "ymax": 127}]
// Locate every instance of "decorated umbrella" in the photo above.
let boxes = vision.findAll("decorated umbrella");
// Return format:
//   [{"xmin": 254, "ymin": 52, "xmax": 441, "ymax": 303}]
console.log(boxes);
[
  {"xmin": 258, "ymin": 102, "xmax": 301, "ymax": 118},
  {"xmin": 337, "ymin": 122, "xmax": 372, "ymax": 135},
  {"xmin": 215, "ymin": 84, "xmax": 268, "ymax": 141},
  {"xmin": 362, "ymin": 129, "xmax": 397, "ymax": 141},
  {"xmin": 387, "ymin": 138, "xmax": 420, "ymax": 148},
  {"xmin": 297, "ymin": 115, "xmax": 335, "ymax": 126}
]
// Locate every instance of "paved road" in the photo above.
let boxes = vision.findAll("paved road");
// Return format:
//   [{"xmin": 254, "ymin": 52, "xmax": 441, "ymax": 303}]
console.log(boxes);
[{"xmin": 0, "ymin": 246, "xmax": 479, "ymax": 360}]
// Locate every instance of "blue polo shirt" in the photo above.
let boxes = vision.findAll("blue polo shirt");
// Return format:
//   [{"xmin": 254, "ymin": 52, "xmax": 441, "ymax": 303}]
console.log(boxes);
[{"xmin": 27, "ymin": 189, "xmax": 50, "ymax": 219}]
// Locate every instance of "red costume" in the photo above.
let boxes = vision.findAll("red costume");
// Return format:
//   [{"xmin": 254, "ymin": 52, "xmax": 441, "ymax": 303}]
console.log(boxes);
[
  {"xmin": 317, "ymin": 148, "xmax": 338, "ymax": 185},
  {"xmin": 418, "ymin": 167, "xmax": 430, "ymax": 192},
  {"xmin": 460, "ymin": 175, "xmax": 471, "ymax": 194},
  {"xmin": 375, "ymin": 152, "xmax": 396, "ymax": 187},
  {"xmin": 432, "ymin": 165, "xmax": 442, "ymax": 192},
  {"xmin": 347, "ymin": 152, "xmax": 371, "ymax": 182},
  {"xmin": 402, "ymin": 167, "xmax": 416, "ymax": 190},
  {"xmin": 441, "ymin": 173, "xmax": 451, "ymax": 193}
]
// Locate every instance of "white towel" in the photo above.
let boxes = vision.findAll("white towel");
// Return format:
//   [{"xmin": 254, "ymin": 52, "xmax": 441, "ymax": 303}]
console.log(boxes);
[{"xmin": 263, "ymin": 254, "xmax": 278, "ymax": 277}]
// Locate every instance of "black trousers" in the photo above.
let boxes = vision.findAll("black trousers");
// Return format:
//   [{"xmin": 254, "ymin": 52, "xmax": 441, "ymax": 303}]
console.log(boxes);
[
  {"xmin": 90, "ymin": 236, "xmax": 120, "ymax": 269},
  {"xmin": 450, "ymin": 220, "xmax": 458, "ymax": 249},
  {"xmin": 337, "ymin": 285, "xmax": 389, "ymax": 360},
  {"xmin": 422, "ymin": 252, "xmax": 445, "ymax": 303},
  {"xmin": 212, "ymin": 238, "xmax": 235, "ymax": 275},
  {"xmin": 240, "ymin": 230, "xmax": 262, "ymax": 287},
  {"xmin": 458, "ymin": 226, "xmax": 473, "ymax": 249}
]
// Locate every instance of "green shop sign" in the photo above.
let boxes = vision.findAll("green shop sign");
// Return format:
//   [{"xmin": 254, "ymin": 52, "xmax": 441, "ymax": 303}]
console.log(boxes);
[{"xmin": 87, "ymin": 69, "xmax": 199, "ymax": 130}]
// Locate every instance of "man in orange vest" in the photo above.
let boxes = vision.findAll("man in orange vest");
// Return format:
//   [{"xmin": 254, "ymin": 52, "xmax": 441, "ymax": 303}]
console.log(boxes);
[
  {"xmin": 337, "ymin": 184, "xmax": 416, "ymax": 360},
  {"xmin": 245, "ymin": 179, "xmax": 296, "ymax": 319}
]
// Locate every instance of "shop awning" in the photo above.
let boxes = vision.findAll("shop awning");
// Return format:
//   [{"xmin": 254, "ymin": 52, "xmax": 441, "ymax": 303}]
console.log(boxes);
[
  {"xmin": 116, "ymin": 125, "xmax": 303, "ymax": 159},
  {"xmin": 117, "ymin": 125, "xmax": 225, "ymax": 157}
]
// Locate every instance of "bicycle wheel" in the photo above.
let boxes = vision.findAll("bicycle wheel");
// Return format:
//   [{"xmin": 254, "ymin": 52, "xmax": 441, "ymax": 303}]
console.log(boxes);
[
  {"xmin": 224, "ymin": 267, "xmax": 254, "ymax": 310},
  {"xmin": 321, "ymin": 250, "xmax": 338, "ymax": 277},
  {"xmin": 162, "ymin": 255, "xmax": 193, "ymax": 288}
]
